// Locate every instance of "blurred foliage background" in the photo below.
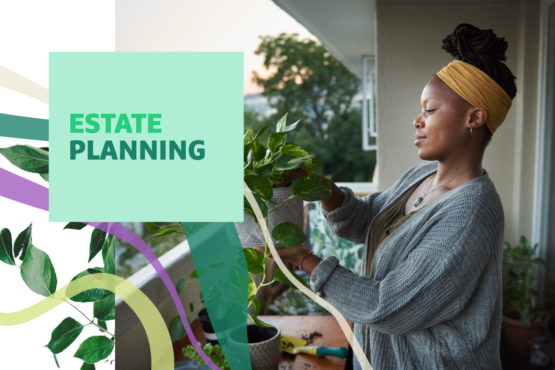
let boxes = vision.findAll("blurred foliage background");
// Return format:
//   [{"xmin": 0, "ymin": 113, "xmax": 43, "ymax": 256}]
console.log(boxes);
[{"xmin": 246, "ymin": 33, "xmax": 376, "ymax": 182}]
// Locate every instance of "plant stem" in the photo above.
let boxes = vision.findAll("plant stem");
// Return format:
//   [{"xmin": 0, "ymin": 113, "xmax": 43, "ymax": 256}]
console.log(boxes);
[
  {"xmin": 65, "ymin": 301, "xmax": 114, "ymax": 337},
  {"xmin": 268, "ymin": 195, "xmax": 294, "ymax": 213},
  {"xmin": 260, "ymin": 280, "xmax": 275, "ymax": 287},
  {"xmin": 186, "ymin": 303, "xmax": 205, "ymax": 321}
]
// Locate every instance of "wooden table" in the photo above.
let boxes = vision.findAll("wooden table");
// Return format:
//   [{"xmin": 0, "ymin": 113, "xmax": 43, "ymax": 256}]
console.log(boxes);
[
  {"xmin": 173, "ymin": 316, "xmax": 353, "ymax": 370},
  {"xmin": 259, "ymin": 315, "xmax": 352, "ymax": 370}
]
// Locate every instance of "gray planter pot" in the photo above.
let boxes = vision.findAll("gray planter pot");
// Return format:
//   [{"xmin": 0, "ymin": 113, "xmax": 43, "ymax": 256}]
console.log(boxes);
[
  {"xmin": 227, "ymin": 323, "xmax": 281, "ymax": 370},
  {"xmin": 235, "ymin": 186, "xmax": 303, "ymax": 248}
]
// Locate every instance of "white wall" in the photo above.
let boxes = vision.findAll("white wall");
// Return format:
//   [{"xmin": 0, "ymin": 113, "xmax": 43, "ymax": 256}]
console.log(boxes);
[{"xmin": 375, "ymin": 0, "xmax": 540, "ymax": 243}]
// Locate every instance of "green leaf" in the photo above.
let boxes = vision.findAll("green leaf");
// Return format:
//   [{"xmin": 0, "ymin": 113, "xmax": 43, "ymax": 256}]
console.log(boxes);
[
  {"xmin": 312, "ymin": 158, "xmax": 323, "ymax": 167},
  {"xmin": 0, "ymin": 228, "xmax": 15, "ymax": 266},
  {"xmin": 70, "ymin": 268, "xmax": 112, "ymax": 303},
  {"xmin": 300, "ymin": 160, "xmax": 315, "ymax": 175},
  {"xmin": 280, "ymin": 143, "xmax": 309, "ymax": 157},
  {"xmin": 102, "ymin": 234, "xmax": 114, "ymax": 263},
  {"xmin": 251, "ymin": 139, "xmax": 266, "ymax": 161},
  {"xmin": 14, "ymin": 223, "xmax": 32, "ymax": 260},
  {"xmin": 211, "ymin": 299, "xmax": 228, "ymax": 320},
  {"xmin": 532, "ymin": 257, "xmax": 545, "ymax": 265},
  {"xmin": 274, "ymin": 268, "xmax": 309, "ymax": 290},
  {"xmin": 209, "ymin": 262, "xmax": 225, "ymax": 269},
  {"xmin": 243, "ymin": 248, "xmax": 265, "ymax": 274},
  {"xmin": 20, "ymin": 243, "xmax": 57, "ymax": 297},
  {"xmin": 243, "ymin": 129, "xmax": 254, "ymax": 145},
  {"xmin": 190, "ymin": 302, "xmax": 194, "ymax": 313},
  {"xmin": 267, "ymin": 133, "xmax": 288, "ymax": 152},
  {"xmin": 229, "ymin": 264, "xmax": 247, "ymax": 302},
  {"xmin": 275, "ymin": 113, "xmax": 288, "ymax": 133},
  {"xmin": 244, "ymin": 175, "xmax": 273, "ymax": 202},
  {"xmin": 98, "ymin": 319, "xmax": 107, "ymax": 332},
  {"xmin": 176, "ymin": 277, "xmax": 185, "ymax": 295},
  {"xmin": 0, "ymin": 145, "xmax": 49, "ymax": 173},
  {"xmin": 40, "ymin": 173, "xmax": 49, "ymax": 182},
  {"xmin": 74, "ymin": 336, "xmax": 114, "ymax": 364},
  {"xmin": 89, "ymin": 228, "xmax": 107, "ymax": 263},
  {"xmin": 268, "ymin": 172, "xmax": 284, "ymax": 185},
  {"xmin": 93, "ymin": 294, "xmax": 115, "ymax": 321},
  {"xmin": 102, "ymin": 237, "xmax": 115, "ymax": 276},
  {"xmin": 273, "ymin": 154, "xmax": 314, "ymax": 171},
  {"xmin": 80, "ymin": 362, "xmax": 95, "ymax": 370},
  {"xmin": 248, "ymin": 275, "xmax": 257, "ymax": 301},
  {"xmin": 282, "ymin": 119, "xmax": 301, "ymax": 132},
  {"xmin": 244, "ymin": 194, "xmax": 268, "ymax": 219},
  {"xmin": 291, "ymin": 174, "xmax": 333, "ymax": 201},
  {"xmin": 64, "ymin": 222, "xmax": 87, "ymax": 231},
  {"xmin": 248, "ymin": 313, "xmax": 273, "ymax": 328},
  {"xmin": 252, "ymin": 125, "xmax": 272, "ymax": 142},
  {"xmin": 251, "ymin": 298, "xmax": 261, "ymax": 317},
  {"xmin": 152, "ymin": 228, "xmax": 178, "ymax": 237},
  {"xmin": 169, "ymin": 315, "xmax": 188, "ymax": 341},
  {"xmin": 256, "ymin": 163, "xmax": 273, "ymax": 178},
  {"xmin": 271, "ymin": 222, "xmax": 306, "ymax": 248},
  {"xmin": 46, "ymin": 317, "xmax": 85, "ymax": 354},
  {"xmin": 145, "ymin": 222, "xmax": 159, "ymax": 232}
]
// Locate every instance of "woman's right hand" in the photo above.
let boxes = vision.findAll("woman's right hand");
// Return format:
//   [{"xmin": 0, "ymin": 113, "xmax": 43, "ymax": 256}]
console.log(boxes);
[{"xmin": 281, "ymin": 168, "xmax": 309, "ymax": 186}]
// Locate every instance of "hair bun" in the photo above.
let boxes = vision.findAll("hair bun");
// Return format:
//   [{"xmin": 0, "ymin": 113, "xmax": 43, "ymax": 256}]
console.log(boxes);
[{"xmin": 442, "ymin": 23, "xmax": 508, "ymax": 65}]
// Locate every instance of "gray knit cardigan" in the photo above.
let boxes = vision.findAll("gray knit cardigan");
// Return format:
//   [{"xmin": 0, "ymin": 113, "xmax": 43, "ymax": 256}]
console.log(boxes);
[{"xmin": 310, "ymin": 160, "xmax": 504, "ymax": 370}]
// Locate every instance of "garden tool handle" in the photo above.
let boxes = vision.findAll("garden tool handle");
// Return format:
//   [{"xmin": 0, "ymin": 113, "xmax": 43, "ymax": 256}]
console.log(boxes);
[
  {"xmin": 300, "ymin": 346, "xmax": 349, "ymax": 358},
  {"xmin": 316, "ymin": 346, "xmax": 349, "ymax": 358}
]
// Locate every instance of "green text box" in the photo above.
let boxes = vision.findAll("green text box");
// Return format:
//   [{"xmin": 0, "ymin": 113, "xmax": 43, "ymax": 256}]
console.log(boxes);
[{"xmin": 50, "ymin": 52, "xmax": 243, "ymax": 222}]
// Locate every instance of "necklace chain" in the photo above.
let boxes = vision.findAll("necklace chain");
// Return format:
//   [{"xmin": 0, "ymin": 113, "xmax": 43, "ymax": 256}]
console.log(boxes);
[{"xmin": 414, "ymin": 166, "xmax": 482, "ymax": 207}]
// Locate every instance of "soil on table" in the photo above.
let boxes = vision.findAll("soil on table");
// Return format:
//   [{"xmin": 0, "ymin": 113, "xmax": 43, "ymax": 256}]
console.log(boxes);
[{"xmin": 301, "ymin": 331, "xmax": 322, "ymax": 345}]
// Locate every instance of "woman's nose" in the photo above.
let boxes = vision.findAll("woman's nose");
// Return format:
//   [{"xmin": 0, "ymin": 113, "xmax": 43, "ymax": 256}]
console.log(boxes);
[{"xmin": 413, "ymin": 113, "xmax": 424, "ymax": 129}]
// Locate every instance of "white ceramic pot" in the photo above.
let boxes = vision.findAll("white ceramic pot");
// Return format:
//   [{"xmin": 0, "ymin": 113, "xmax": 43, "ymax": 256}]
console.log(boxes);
[
  {"xmin": 227, "ymin": 323, "xmax": 281, "ymax": 370},
  {"xmin": 235, "ymin": 186, "xmax": 303, "ymax": 248}
]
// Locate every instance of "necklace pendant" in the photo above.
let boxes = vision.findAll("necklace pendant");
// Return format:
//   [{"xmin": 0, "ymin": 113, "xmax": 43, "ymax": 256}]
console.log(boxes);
[{"xmin": 414, "ymin": 197, "xmax": 424, "ymax": 207}]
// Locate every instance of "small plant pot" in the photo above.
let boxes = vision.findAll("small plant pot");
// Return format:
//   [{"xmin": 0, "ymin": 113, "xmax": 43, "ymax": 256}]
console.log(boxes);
[
  {"xmin": 502, "ymin": 308, "xmax": 551, "ymax": 354},
  {"xmin": 227, "ymin": 323, "xmax": 281, "ymax": 370},
  {"xmin": 174, "ymin": 361, "xmax": 209, "ymax": 370},
  {"xmin": 235, "ymin": 186, "xmax": 304, "ymax": 248},
  {"xmin": 198, "ymin": 308, "xmax": 219, "ymax": 346}
]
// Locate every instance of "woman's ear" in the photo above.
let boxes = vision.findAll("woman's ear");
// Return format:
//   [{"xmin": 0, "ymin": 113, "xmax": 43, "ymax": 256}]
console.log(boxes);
[{"xmin": 468, "ymin": 107, "xmax": 488, "ymax": 130}]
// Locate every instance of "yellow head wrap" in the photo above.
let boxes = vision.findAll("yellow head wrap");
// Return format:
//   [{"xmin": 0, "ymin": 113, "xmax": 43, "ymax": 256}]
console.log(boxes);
[{"xmin": 436, "ymin": 60, "xmax": 512, "ymax": 135}]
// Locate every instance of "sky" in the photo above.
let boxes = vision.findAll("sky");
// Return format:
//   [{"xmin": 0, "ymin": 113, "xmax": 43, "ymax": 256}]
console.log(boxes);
[{"xmin": 116, "ymin": 0, "xmax": 317, "ymax": 95}]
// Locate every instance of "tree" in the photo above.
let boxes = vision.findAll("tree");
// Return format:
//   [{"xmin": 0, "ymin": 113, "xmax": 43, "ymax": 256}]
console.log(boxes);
[{"xmin": 251, "ymin": 33, "xmax": 375, "ymax": 182}]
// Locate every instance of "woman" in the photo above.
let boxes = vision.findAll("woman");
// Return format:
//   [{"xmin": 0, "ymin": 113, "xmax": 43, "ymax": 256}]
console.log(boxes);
[{"xmin": 256, "ymin": 24, "xmax": 516, "ymax": 369}]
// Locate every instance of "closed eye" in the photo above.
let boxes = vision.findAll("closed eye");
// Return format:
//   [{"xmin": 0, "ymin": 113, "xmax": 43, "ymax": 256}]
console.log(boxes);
[{"xmin": 425, "ymin": 109, "xmax": 436, "ymax": 114}]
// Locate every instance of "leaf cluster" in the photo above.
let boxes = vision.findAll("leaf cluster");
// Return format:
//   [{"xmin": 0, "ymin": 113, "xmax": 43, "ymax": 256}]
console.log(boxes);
[
  {"xmin": 502, "ymin": 236, "xmax": 547, "ymax": 326},
  {"xmin": 0, "ymin": 223, "xmax": 116, "ymax": 368},
  {"xmin": 183, "ymin": 342, "xmax": 232, "ymax": 370}
]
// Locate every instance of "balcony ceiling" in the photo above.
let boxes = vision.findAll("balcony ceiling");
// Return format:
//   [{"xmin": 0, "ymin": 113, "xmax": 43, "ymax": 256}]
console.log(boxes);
[{"xmin": 272, "ymin": 0, "xmax": 375, "ymax": 78}]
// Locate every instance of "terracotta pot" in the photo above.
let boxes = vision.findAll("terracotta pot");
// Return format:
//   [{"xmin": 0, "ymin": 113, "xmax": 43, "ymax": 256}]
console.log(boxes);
[
  {"xmin": 235, "ymin": 186, "xmax": 303, "ymax": 248},
  {"xmin": 502, "ymin": 308, "xmax": 550, "ymax": 354}
]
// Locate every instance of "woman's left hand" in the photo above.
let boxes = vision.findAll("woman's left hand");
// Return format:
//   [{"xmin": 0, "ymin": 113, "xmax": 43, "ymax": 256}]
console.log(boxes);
[{"xmin": 253, "ymin": 244, "xmax": 311, "ymax": 267}]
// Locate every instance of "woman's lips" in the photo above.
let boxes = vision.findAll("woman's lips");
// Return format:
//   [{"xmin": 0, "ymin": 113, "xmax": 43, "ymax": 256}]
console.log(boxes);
[{"xmin": 415, "ymin": 136, "xmax": 427, "ymax": 145}]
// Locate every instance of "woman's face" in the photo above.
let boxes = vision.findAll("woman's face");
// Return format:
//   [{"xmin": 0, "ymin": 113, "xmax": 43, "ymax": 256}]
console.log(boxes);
[{"xmin": 413, "ymin": 75, "xmax": 475, "ymax": 161}]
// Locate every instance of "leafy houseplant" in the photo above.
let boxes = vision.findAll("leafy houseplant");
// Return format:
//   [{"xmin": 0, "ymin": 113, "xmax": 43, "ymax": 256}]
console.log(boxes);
[
  {"xmin": 176, "ymin": 114, "xmax": 333, "ymax": 370},
  {"xmin": 502, "ymin": 236, "xmax": 549, "ymax": 354},
  {"xmin": 0, "ymin": 222, "xmax": 116, "ymax": 369}
]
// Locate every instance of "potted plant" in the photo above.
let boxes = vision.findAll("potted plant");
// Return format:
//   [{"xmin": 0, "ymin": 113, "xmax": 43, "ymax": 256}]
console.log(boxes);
[
  {"xmin": 238, "ymin": 113, "xmax": 331, "ymax": 248},
  {"xmin": 152, "ymin": 113, "xmax": 332, "ymax": 368},
  {"xmin": 502, "ymin": 236, "xmax": 550, "ymax": 354}
]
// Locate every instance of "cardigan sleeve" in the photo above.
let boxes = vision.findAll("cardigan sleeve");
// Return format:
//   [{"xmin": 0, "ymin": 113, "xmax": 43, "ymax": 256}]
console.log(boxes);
[
  {"xmin": 310, "ymin": 196, "xmax": 503, "ymax": 336},
  {"xmin": 320, "ymin": 167, "xmax": 413, "ymax": 244}
]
